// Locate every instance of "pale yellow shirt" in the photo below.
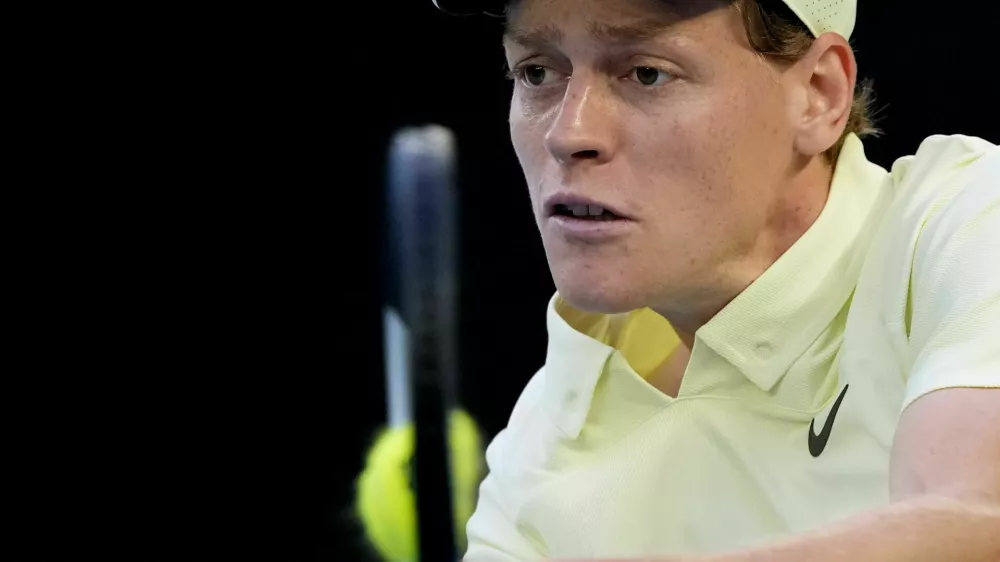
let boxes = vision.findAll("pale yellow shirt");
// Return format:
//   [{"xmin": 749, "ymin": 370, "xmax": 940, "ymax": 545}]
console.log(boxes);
[{"xmin": 464, "ymin": 133, "xmax": 1000, "ymax": 561}]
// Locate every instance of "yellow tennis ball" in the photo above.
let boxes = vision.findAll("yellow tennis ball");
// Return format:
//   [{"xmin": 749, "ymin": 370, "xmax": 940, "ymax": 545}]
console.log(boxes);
[{"xmin": 355, "ymin": 409, "xmax": 484, "ymax": 562}]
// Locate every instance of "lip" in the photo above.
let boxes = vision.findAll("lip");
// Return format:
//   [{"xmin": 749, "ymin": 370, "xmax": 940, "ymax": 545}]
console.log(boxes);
[
  {"xmin": 542, "ymin": 193, "xmax": 636, "ymax": 242},
  {"xmin": 542, "ymin": 193, "xmax": 634, "ymax": 220},
  {"xmin": 548, "ymin": 214, "xmax": 635, "ymax": 242}
]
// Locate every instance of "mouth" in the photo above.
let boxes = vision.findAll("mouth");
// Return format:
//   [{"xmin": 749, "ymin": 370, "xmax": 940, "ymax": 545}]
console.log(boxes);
[
  {"xmin": 543, "ymin": 197, "xmax": 635, "ymax": 241},
  {"xmin": 551, "ymin": 203, "xmax": 624, "ymax": 221},
  {"xmin": 544, "ymin": 194, "xmax": 633, "ymax": 221}
]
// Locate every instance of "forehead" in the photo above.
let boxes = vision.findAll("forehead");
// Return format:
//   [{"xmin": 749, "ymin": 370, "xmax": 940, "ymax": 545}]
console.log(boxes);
[{"xmin": 503, "ymin": 0, "xmax": 728, "ymax": 46}]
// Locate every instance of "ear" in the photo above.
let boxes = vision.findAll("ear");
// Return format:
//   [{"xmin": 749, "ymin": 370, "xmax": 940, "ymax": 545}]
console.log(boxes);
[{"xmin": 788, "ymin": 32, "xmax": 857, "ymax": 157}]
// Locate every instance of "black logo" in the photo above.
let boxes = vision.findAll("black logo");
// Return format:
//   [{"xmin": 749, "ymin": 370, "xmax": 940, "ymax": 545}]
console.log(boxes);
[{"xmin": 809, "ymin": 384, "xmax": 849, "ymax": 458}]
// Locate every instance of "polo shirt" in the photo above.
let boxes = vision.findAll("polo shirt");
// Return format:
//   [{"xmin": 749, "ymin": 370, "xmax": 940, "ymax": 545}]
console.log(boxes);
[{"xmin": 464, "ymin": 133, "xmax": 1000, "ymax": 560}]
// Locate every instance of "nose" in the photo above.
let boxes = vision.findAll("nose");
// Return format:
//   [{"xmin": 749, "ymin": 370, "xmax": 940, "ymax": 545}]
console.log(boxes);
[{"xmin": 543, "ymin": 77, "xmax": 617, "ymax": 166}]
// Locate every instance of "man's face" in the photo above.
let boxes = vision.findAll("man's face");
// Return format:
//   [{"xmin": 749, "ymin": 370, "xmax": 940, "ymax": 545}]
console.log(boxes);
[{"xmin": 504, "ymin": 0, "xmax": 801, "ymax": 316}]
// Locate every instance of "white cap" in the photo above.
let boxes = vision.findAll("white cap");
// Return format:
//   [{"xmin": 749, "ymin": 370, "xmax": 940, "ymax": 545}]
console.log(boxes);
[
  {"xmin": 433, "ymin": 0, "xmax": 857, "ymax": 39},
  {"xmin": 780, "ymin": 0, "xmax": 857, "ymax": 39}
]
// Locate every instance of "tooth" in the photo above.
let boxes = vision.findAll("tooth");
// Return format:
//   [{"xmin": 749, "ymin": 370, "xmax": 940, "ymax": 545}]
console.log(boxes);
[
  {"xmin": 571, "ymin": 205, "xmax": 589, "ymax": 217},
  {"xmin": 588, "ymin": 205, "xmax": 604, "ymax": 216}
]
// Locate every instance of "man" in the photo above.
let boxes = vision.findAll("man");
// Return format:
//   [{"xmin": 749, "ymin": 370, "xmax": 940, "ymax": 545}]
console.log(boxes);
[{"xmin": 432, "ymin": 0, "xmax": 1000, "ymax": 560}]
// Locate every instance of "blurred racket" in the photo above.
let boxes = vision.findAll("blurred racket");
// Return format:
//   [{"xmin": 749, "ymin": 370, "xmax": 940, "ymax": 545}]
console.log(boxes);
[{"xmin": 385, "ymin": 124, "xmax": 460, "ymax": 562}]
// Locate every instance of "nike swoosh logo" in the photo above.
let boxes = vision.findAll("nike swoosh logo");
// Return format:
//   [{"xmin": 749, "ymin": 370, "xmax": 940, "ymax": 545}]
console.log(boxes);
[{"xmin": 809, "ymin": 384, "xmax": 849, "ymax": 458}]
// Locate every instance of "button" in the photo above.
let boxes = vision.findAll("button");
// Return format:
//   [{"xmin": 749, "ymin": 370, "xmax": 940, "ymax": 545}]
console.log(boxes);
[{"xmin": 755, "ymin": 341, "xmax": 774, "ymax": 357}]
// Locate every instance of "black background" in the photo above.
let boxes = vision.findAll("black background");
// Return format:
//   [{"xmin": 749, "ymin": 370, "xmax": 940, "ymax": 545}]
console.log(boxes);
[{"xmin": 8, "ymin": 1, "xmax": 998, "ymax": 561}]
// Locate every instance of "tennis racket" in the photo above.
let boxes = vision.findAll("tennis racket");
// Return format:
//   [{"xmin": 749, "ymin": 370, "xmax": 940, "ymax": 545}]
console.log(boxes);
[{"xmin": 385, "ymin": 124, "xmax": 460, "ymax": 562}]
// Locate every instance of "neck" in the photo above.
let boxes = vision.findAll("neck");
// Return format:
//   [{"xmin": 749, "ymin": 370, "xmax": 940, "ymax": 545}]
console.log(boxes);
[{"xmin": 655, "ymin": 154, "xmax": 834, "ymax": 350}]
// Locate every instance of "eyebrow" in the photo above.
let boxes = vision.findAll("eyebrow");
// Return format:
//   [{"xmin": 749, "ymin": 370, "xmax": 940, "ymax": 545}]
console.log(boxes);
[{"xmin": 503, "ymin": 19, "xmax": 678, "ymax": 48}]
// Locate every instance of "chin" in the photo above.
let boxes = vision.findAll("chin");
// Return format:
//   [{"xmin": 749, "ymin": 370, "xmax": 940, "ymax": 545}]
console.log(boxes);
[
  {"xmin": 552, "ymin": 274, "xmax": 646, "ymax": 315},
  {"xmin": 545, "ymin": 246, "xmax": 652, "ymax": 314}
]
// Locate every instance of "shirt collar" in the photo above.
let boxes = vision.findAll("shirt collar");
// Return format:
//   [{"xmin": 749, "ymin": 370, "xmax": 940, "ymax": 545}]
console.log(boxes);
[
  {"xmin": 697, "ymin": 134, "xmax": 890, "ymax": 391},
  {"xmin": 539, "ymin": 134, "xmax": 891, "ymax": 437},
  {"xmin": 541, "ymin": 293, "xmax": 616, "ymax": 439}
]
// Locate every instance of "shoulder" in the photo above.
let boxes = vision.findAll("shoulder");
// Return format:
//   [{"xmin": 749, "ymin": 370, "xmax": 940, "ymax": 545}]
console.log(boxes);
[
  {"xmin": 880, "ymin": 134, "xmax": 998, "ymax": 258},
  {"xmin": 890, "ymin": 134, "xmax": 995, "ymax": 176},
  {"xmin": 889, "ymin": 134, "xmax": 997, "ymax": 199},
  {"xmin": 899, "ymin": 137, "xmax": 999, "ymax": 357},
  {"xmin": 870, "ymin": 136, "xmax": 1000, "ymax": 409},
  {"xmin": 900, "ymin": 135, "xmax": 998, "ymax": 248},
  {"xmin": 846, "ymin": 134, "xmax": 997, "ymax": 343}
]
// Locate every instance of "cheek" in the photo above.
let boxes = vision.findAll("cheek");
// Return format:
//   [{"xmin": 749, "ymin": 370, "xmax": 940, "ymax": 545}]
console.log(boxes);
[
  {"xmin": 689, "ymin": 77, "xmax": 791, "ymax": 242},
  {"xmin": 719, "ymin": 63, "xmax": 791, "ymax": 150},
  {"xmin": 715, "ymin": 78, "xmax": 793, "ymax": 215},
  {"xmin": 631, "ymin": 104, "xmax": 737, "ymax": 212},
  {"xmin": 509, "ymin": 100, "xmax": 551, "ymax": 197},
  {"xmin": 509, "ymin": 104, "xmax": 529, "ymax": 168},
  {"xmin": 670, "ymin": 72, "xmax": 787, "ymax": 186},
  {"xmin": 624, "ymin": 81, "xmax": 786, "ymax": 251}
]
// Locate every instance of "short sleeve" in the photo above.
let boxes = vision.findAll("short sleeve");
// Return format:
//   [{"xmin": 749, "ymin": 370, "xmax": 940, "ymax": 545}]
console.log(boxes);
[{"xmin": 904, "ymin": 147, "xmax": 1000, "ymax": 411}]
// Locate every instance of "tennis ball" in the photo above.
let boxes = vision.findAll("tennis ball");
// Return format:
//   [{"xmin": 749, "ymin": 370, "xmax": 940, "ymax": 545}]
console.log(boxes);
[{"xmin": 355, "ymin": 409, "xmax": 484, "ymax": 562}]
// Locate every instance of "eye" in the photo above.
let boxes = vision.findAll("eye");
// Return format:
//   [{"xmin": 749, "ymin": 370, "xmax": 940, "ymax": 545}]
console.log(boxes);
[
  {"xmin": 629, "ymin": 66, "xmax": 672, "ymax": 87},
  {"xmin": 515, "ymin": 64, "xmax": 559, "ymax": 87}
]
